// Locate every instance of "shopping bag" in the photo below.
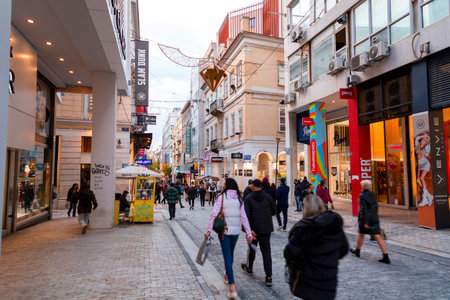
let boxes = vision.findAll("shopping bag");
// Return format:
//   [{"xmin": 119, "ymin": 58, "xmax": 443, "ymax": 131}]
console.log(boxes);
[
  {"xmin": 196, "ymin": 236, "xmax": 214, "ymax": 266},
  {"xmin": 129, "ymin": 203, "xmax": 136, "ymax": 218}
]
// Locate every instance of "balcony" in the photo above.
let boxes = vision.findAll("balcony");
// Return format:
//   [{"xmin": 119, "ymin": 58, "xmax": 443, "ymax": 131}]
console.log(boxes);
[
  {"xmin": 209, "ymin": 139, "xmax": 223, "ymax": 153},
  {"xmin": 209, "ymin": 99, "xmax": 224, "ymax": 117}
]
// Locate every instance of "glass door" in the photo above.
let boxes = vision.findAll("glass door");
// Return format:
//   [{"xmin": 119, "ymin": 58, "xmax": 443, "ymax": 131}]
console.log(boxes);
[{"xmin": 385, "ymin": 118, "xmax": 406, "ymax": 205}]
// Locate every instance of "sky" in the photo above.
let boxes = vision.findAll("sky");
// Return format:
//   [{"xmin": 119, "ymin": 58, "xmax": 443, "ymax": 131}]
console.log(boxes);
[{"xmin": 138, "ymin": 0, "xmax": 262, "ymax": 150}]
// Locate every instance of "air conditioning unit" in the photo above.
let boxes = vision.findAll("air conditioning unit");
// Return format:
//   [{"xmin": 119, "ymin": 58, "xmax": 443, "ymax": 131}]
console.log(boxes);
[
  {"xmin": 368, "ymin": 42, "xmax": 390, "ymax": 61},
  {"xmin": 327, "ymin": 57, "xmax": 346, "ymax": 75},
  {"xmin": 351, "ymin": 52, "xmax": 369, "ymax": 71},
  {"xmin": 290, "ymin": 26, "xmax": 303, "ymax": 43},
  {"xmin": 284, "ymin": 92, "xmax": 296, "ymax": 104}
]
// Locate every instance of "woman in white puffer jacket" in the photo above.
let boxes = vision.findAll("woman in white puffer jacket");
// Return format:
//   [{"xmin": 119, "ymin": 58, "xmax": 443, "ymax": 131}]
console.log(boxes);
[{"xmin": 206, "ymin": 178, "xmax": 253, "ymax": 299}]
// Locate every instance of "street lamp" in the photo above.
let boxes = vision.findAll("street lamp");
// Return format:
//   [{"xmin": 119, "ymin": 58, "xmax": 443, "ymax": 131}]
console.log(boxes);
[{"xmin": 275, "ymin": 137, "xmax": 280, "ymax": 187}]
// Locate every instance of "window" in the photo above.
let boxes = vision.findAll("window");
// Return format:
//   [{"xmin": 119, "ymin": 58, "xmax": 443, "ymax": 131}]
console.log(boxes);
[
  {"xmin": 224, "ymin": 117, "xmax": 228, "ymax": 138},
  {"xmin": 237, "ymin": 109, "xmax": 243, "ymax": 133},
  {"xmin": 237, "ymin": 64, "xmax": 242, "ymax": 87},
  {"xmin": 249, "ymin": 17, "xmax": 256, "ymax": 27},
  {"xmin": 210, "ymin": 127, "xmax": 213, "ymax": 142},
  {"xmin": 312, "ymin": 27, "xmax": 334, "ymax": 82},
  {"xmin": 230, "ymin": 72, "xmax": 236, "ymax": 92},
  {"xmin": 224, "ymin": 77, "xmax": 228, "ymax": 99},
  {"xmin": 206, "ymin": 128, "xmax": 210, "ymax": 145},
  {"xmin": 81, "ymin": 136, "xmax": 92, "ymax": 153},
  {"xmin": 289, "ymin": 0, "xmax": 310, "ymax": 29},
  {"xmin": 421, "ymin": 0, "xmax": 450, "ymax": 27},
  {"xmin": 353, "ymin": 0, "xmax": 411, "ymax": 55},
  {"xmin": 230, "ymin": 113, "xmax": 235, "ymax": 135},
  {"xmin": 213, "ymin": 124, "xmax": 217, "ymax": 139},
  {"xmin": 315, "ymin": 0, "xmax": 325, "ymax": 20},
  {"xmin": 326, "ymin": 0, "xmax": 337, "ymax": 12},
  {"xmin": 279, "ymin": 108, "xmax": 286, "ymax": 132},
  {"xmin": 278, "ymin": 62, "xmax": 285, "ymax": 86},
  {"xmin": 218, "ymin": 84, "xmax": 223, "ymax": 101},
  {"xmin": 289, "ymin": 47, "xmax": 309, "ymax": 92}
]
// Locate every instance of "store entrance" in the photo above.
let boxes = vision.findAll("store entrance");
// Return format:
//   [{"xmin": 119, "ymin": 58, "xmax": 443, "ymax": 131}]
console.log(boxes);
[{"xmin": 370, "ymin": 117, "xmax": 410, "ymax": 206}]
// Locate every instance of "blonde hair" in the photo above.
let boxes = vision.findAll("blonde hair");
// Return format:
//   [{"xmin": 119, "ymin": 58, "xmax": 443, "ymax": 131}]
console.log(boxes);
[
  {"xmin": 303, "ymin": 195, "xmax": 325, "ymax": 218},
  {"xmin": 361, "ymin": 180, "xmax": 372, "ymax": 191}
]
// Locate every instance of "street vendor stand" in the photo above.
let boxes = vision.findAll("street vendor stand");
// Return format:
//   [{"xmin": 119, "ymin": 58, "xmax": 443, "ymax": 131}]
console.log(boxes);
[{"xmin": 115, "ymin": 164, "xmax": 163, "ymax": 223}]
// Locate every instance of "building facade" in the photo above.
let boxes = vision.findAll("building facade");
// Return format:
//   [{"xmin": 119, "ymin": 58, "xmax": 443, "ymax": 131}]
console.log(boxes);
[{"xmin": 283, "ymin": 0, "xmax": 450, "ymax": 229}]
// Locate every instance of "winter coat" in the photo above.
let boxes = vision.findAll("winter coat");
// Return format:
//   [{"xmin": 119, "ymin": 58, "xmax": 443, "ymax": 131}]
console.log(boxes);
[
  {"xmin": 316, "ymin": 185, "xmax": 333, "ymax": 205},
  {"xmin": 165, "ymin": 187, "xmax": 179, "ymax": 204},
  {"xmin": 119, "ymin": 194, "xmax": 130, "ymax": 211},
  {"xmin": 262, "ymin": 182, "xmax": 276, "ymax": 203},
  {"xmin": 244, "ymin": 190, "xmax": 276, "ymax": 235},
  {"xmin": 284, "ymin": 211, "xmax": 349, "ymax": 300},
  {"xmin": 67, "ymin": 187, "xmax": 77, "ymax": 202},
  {"xmin": 243, "ymin": 186, "xmax": 252, "ymax": 200},
  {"xmin": 199, "ymin": 188, "xmax": 207, "ymax": 197},
  {"xmin": 75, "ymin": 189, "xmax": 98, "ymax": 214},
  {"xmin": 276, "ymin": 183, "xmax": 290, "ymax": 206},
  {"xmin": 294, "ymin": 182, "xmax": 303, "ymax": 196},
  {"xmin": 188, "ymin": 187, "xmax": 198, "ymax": 200},
  {"xmin": 358, "ymin": 189, "xmax": 380, "ymax": 235}
]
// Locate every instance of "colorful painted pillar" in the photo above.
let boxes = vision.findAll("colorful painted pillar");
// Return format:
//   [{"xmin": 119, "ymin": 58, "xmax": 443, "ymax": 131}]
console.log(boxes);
[{"xmin": 309, "ymin": 102, "xmax": 327, "ymax": 192}]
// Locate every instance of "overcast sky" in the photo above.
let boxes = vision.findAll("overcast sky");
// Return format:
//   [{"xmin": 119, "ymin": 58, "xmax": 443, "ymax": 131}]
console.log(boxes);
[{"xmin": 138, "ymin": 0, "xmax": 262, "ymax": 150}]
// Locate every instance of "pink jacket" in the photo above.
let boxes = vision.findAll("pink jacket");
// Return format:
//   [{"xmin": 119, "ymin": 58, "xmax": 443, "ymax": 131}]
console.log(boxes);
[
  {"xmin": 316, "ymin": 185, "xmax": 333, "ymax": 204},
  {"xmin": 208, "ymin": 190, "xmax": 252, "ymax": 238}
]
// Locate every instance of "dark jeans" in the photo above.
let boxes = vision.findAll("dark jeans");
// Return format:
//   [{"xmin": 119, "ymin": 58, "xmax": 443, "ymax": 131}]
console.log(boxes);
[
  {"xmin": 219, "ymin": 234, "xmax": 239, "ymax": 285},
  {"xmin": 168, "ymin": 203, "xmax": 176, "ymax": 219},
  {"xmin": 200, "ymin": 195, "xmax": 205, "ymax": 207},
  {"xmin": 209, "ymin": 192, "xmax": 216, "ymax": 205},
  {"xmin": 276, "ymin": 204, "xmax": 288, "ymax": 229},
  {"xmin": 68, "ymin": 200, "xmax": 77, "ymax": 217},
  {"xmin": 189, "ymin": 198, "xmax": 195, "ymax": 208},
  {"xmin": 155, "ymin": 192, "xmax": 161, "ymax": 203},
  {"xmin": 247, "ymin": 233, "xmax": 272, "ymax": 277},
  {"xmin": 178, "ymin": 196, "xmax": 184, "ymax": 207}
]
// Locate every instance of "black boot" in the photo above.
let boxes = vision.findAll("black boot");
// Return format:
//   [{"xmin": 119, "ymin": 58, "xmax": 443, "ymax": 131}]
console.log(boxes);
[
  {"xmin": 379, "ymin": 253, "xmax": 391, "ymax": 264},
  {"xmin": 349, "ymin": 248, "xmax": 360, "ymax": 257}
]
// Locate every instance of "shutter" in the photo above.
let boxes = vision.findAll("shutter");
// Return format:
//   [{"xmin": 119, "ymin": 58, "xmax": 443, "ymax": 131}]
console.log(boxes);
[{"xmin": 429, "ymin": 49, "xmax": 450, "ymax": 108}]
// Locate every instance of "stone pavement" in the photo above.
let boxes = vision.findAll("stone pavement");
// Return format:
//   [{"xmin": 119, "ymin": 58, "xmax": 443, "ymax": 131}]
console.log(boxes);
[{"xmin": 0, "ymin": 202, "xmax": 449, "ymax": 300}]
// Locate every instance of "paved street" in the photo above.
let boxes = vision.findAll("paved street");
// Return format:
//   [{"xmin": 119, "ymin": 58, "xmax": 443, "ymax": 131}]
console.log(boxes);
[{"xmin": 1, "ymin": 202, "xmax": 450, "ymax": 299}]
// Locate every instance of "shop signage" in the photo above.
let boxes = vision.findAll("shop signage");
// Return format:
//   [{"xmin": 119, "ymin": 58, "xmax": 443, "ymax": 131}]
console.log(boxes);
[
  {"xmin": 231, "ymin": 153, "xmax": 243, "ymax": 159},
  {"xmin": 204, "ymin": 153, "xmax": 210, "ymax": 162},
  {"xmin": 111, "ymin": 0, "xmax": 127, "ymax": 59},
  {"xmin": 211, "ymin": 157, "xmax": 224, "ymax": 163},
  {"xmin": 302, "ymin": 117, "xmax": 315, "ymax": 126},
  {"xmin": 296, "ymin": 111, "xmax": 310, "ymax": 144},
  {"xmin": 339, "ymin": 87, "xmax": 356, "ymax": 99},
  {"xmin": 186, "ymin": 125, "xmax": 191, "ymax": 154},
  {"xmin": 334, "ymin": 132, "xmax": 349, "ymax": 146},
  {"xmin": 243, "ymin": 155, "xmax": 251, "ymax": 161},
  {"xmin": 138, "ymin": 149, "xmax": 145, "ymax": 156},
  {"xmin": 135, "ymin": 159, "xmax": 152, "ymax": 165},
  {"xmin": 147, "ymin": 115, "xmax": 156, "ymax": 125},
  {"xmin": 134, "ymin": 40, "xmax": 149, "ymax": 106}
]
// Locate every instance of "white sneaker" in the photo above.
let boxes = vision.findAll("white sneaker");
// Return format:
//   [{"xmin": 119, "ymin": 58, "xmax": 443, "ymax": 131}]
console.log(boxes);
[
  {"xmin": 418, "ymin": 198, "xmax": 428, "ymax": 207},
  {"xmin": 424, "ymin": 190, "xmax": 434, "ymax": 206},
  {"xmin": 227, "ymin": 290, "xmax": 237, "ymax": 299}
]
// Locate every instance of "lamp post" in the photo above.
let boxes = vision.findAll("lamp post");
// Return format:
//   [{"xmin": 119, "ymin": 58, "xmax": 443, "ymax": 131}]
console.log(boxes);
[{"xmin": 275, "ymin": 137, "xmax": 280, "ymax": 187}]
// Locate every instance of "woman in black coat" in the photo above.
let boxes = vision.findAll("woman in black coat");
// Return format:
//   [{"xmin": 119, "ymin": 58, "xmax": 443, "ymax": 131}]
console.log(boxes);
[
  {"xmin": 350, "ymin": 180, "xmax": 390, "ymax": 264},
  {"xmin": 67, "ymin": 183, "xmax": 79, "ymax": 217},
  {"xmin": 284, "ymin": 195, "xmax": 348, "ymax": 300}
]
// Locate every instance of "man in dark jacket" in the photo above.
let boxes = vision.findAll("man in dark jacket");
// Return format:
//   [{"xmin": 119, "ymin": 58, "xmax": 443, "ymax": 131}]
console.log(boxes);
[
  {"xmin": 294, "ymin": 179, "xmax": 303, "ymax": 212},
  {"xmin": 175, "ymin": 182, "xmax": 184, "ymax": 208},
  {"xmin": 284, "ymin": 195, "xmax": 348, "ymax": 300},
  {"xmin": 74, "ymin": 186, "xmax": 98, "ymax": 234},
  {"xmin": 165, "ymin": 183, "xmax": 179, "ymax": 220},
  {"xmin": 187, "ymin": 185, "xmax": 198, "ymax": 210},
  {"xmin": 276, "ymin": 178, "xmax": 290, "ymax": 231},
  {"xmin": 119, "ymin": 190, "xmax": 130, "ymax": 212},
  {"xmin": 243, "ymin": 179, "xmax": 253, "ymax": 200},
  {"xmin": 241, "ymin": 179, "xmax": 276, "ymax": 286}
]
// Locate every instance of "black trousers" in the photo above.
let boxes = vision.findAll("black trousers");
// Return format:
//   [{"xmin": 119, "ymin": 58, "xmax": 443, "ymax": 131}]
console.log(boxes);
[
  {"xmin": 200, "ymin": 195, "xmax": 205, "ymax": 207},
  {"xmin": 247, "ymin": 233, "xmax": 272, "ymax": 277},
  {"xmin": 189, "ymin": 198, "xmax": 195, "ymax": 208},
  {"xmin": 209, "ymin": 192, "xmax": 216, "ymax": 205},
  {"xmin": 276, "ymin": 204, "xmax": 289, "ymax": 229},
  {"xmin": 168, "ymin": 203, "xmax": 176, "ymax": 219},
  {"xmin": 178, "ymin": 196, "xmax": 183, "ymax": 207}
]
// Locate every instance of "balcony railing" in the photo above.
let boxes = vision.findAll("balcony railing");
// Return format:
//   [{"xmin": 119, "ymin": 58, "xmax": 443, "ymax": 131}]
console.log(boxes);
[
  {"xmin": 209, "ymin": 99, "xmax": 224, "ymax": 117},
  {"xmin": 209, "ymin": 138, "xmax": 223, "ymax": 153}
]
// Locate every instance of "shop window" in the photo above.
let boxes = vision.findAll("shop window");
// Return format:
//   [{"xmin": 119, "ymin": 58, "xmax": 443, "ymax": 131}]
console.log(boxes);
[
  {"xmin": 81, "ymin": 136, "xmax": 92, "ymax": 153},
  {"xmin": 353, "ymin": 0, "xmax": 411, "ymax": 55},
  {"xmin": 421, "ymin": 0, "xmax": 450, "ymax": 27}
]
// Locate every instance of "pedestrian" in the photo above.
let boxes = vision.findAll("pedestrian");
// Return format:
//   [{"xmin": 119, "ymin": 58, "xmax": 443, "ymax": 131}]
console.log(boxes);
[
  {"xmin": 165, "ymin": 183, "xmax": 179, "ymax": 220},
  {"xmin": 243, "ymin": 179, "xmax": 253, "ymax": 200},
  {"xmin": 175, "ymin": 182, "xmax": 184, "ymax": 208},
  {"xmin": 208, "ymin": 181, "xmax": 217, "ymax": 205},
  {"xmin": 294, "ymin": 179, "xmax": 303, "ymax": 212},
  {"xmin": 184, "ymin": 183, "xmax": 190, "ymax": 202},
  {"xmin": 205, "ymin": 178, "xmax": 253, "ymax": 299},
  {"xmin": 284, "ymin": 194, "xmax": 348, "ymax": 300},
  {"xmin": 241, "ymin": 179, "xmax": 276, "ymax": 286},
  {"xmin": 188, "ymin": 184, "xmax": 198, "ymax": 210},
  {"xmin": 199, "ymin": 183, "xmax": 207, "ymax": 207},
  {"xmin": 155, "ymin": 182, "xmax": 162, "ymax": 204},
  {"xmin": 73, "ymin": 185, "xmax": 98, "ymax": 234},
  {"xmin": 316, "ymin": 179, "xmax": 334, "ymax": 210},
  {"xmin": 119, "ymin": 190, "xmax": 130, "ymax": 212},
  {"xmin": 301, "ymin": 176, "xmax": 309, "ymax": 188},
  {"xmin": 67, "ymin": 183, "xmax": 79, "ymax": 217},
  {"xmin": 262, "ymin": 177, "xmax": 276, "ymax": 204},
  {"xmin": 276, "ymin": 178, "xmax": 290, "ymax": 231},
  {"xmin": 350, "ymin": 180, "xmax": 391, "ymax": 264},
  {"xmin": 161, "ymin": 183, "xmax": 168, "ymax": 204}
]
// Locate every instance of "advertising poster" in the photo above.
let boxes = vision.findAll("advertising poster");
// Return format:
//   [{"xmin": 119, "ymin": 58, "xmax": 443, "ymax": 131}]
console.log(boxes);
[
  {"xmin": 296, "ymin": 111, "xmax": 310, "ymax": 144},
  {"xmin": 309, "ymin": 102, "xmax": 327, "ymax": 192},
  {"xmin": 412, "ymin": 112, "xmax": 436, "ymax": 228},
  {"xmin": 134, "ymin": 40, "xmax": 149, "ymax": 106}
]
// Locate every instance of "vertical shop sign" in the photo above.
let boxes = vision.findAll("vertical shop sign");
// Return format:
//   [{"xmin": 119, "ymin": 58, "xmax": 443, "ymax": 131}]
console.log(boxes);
[
  {"xmin": 309, "ymin": 102, "xmax": 327, "ymax": 192},
  {"xmin": 186, "ymin": 125, "xmax": 191, "ymax": 154},
  {"xmin": 412, "ymin": 112, "xmax": 436, "ymax": 228},
  {"xmin": 428, "ymin": 110, "xmax": 450, "ymax": 229},
  {"xmin": 134, "ymin": 40, "xmax": 149, "ymax": 106}
]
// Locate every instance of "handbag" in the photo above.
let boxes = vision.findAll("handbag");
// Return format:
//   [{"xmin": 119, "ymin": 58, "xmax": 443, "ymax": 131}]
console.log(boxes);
[
  {"xmin": 213, "ymin": 195, "xmax": 227, "ymax": 239},
  {"xmin": 196, "ymin": 236, "xmax": 214, "ymax": 266}
]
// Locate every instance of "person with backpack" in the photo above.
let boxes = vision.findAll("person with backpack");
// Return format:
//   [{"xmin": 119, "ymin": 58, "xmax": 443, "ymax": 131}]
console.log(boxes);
[
  {"xmin": 205, "ymin": 178, "xmax": 253, "ymax": 299},
  {"xmin": 73, "ymin": 185, "xmax": 98, "ymax": 234},
  {"xmin": 241, "ymin": 179, "xmax": 276, "ymax": 286},
  {"xmin": 284, "ymin": 194, "xmax": 348, "ymax": 300}
]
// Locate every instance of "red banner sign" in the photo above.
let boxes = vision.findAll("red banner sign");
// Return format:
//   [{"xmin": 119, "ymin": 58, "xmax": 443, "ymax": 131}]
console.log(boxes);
[
  {"xmin": 339, "ymin": 88, "xmax": 356, "ymax": 99},
  {"xmin": 302, "ymin": 118, "xmax": 315, "ymax": 126}
]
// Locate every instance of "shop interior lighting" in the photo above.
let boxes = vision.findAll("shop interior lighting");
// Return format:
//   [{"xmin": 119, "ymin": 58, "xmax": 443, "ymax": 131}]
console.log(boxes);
[
  {"xmin": 69, "ymin": 70, "xmax": 74, "ymax": 74},
  {"xmin": 46, "ymin": 41, "xmax": 53, "ymax": 46},
  {"xmin": 77, "ymin": 81, "xmax": 82, "ymax": 84},
  {"xmin": 27, "ymin": 19, "xmax": 34, "ymax": 24},
  {"xmin": 59, "ymin": 57, "xmax": 65, "ymax": 62}
]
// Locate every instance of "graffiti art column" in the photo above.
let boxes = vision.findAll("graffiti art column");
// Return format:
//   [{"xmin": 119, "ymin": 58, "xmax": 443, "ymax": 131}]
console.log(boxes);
[{"xmin": 309, "ymin": 102, "xmax": 327, "ymax": 192}]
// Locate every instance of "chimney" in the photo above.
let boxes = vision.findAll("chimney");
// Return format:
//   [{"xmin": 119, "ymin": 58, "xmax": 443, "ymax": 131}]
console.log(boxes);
[
  {"xmin": 240, "ymin": 16, "xmax": 250, "ymax": 32},
  {"xmin": 227, "ymin": 38, "xmax": 234, "ymax": 48}
]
